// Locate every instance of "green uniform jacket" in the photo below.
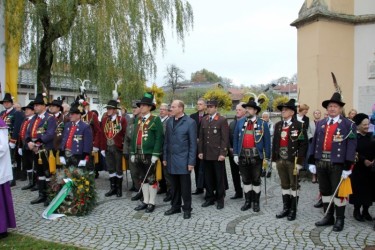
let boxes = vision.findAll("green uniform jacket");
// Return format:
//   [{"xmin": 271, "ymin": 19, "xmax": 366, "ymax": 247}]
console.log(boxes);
[{"xmin": 130, "ymin": 114, "xmax": 164, "ymax": 156}]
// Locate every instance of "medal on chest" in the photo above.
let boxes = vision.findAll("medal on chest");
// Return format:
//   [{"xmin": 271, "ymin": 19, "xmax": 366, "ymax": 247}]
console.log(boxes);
[{"xmin": 333, "ymin": 128, "xmax": 343, "ymax": 142}]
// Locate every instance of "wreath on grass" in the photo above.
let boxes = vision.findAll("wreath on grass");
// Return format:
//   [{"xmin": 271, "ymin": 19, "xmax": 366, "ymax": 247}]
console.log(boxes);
[{"xmin": 48, "ymin": 167, "xmax": 97, "ymax": 216}]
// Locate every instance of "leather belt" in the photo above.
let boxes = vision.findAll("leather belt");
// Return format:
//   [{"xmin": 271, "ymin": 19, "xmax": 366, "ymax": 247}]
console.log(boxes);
[
  {"xmin": 107, "ymin": 138, "xmax": 115, "ymax": 146},
  {"xmin": 321, "ymin": 151, "xmax": 331, "ymax": 162},
  {"xmin": 241, "ymin": 148, "xmax": 259, "ymax": 158}
]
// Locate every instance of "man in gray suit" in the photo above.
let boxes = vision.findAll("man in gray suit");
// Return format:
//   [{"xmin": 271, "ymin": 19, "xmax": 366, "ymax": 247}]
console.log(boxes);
[{"xmin": 163, "ymin": 100, "xmax": 197, "ymax": 219}]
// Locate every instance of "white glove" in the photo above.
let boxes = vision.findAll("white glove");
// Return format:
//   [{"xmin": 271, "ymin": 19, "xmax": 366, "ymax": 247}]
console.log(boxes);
[
  {"xmin": 78, "ymin": 160, "xmax": 86, "ymax": 167},
  {"xmin": 131, "ymin": 155, "xmax": 135, "ymax": 163},
  {"xmin": 9, "ymin": 142, "xmax": 16, "ymax": 149},
  {"xmin": 59, "ymin": 156, "xmax": 67, "ymax": 165},
  {"xmin": 308, "ymin": 164, "xmax": 316, "ymax": 174},
  {"xmin": 233, "ymin": 156, "xmax": 239, "ymax": 165},
  {"xmin": 151, "ymin": 156, "xmax": 159, "ymax": 164},
  {"xmin": 18, "ymin": 148, "xmax": 23, "ymax": 156},
  {"xmin": 272, "ymin": 162, "xmax": 277, "ymax": 170},
  {"xmin": 341, "ymin": 170, "xmax": 352, "ymax": 179},
  {"xmin": 101, "ymin": 150, "xmax": 106, "ymax": 157},
  {"xmin": 93, "ymin": 147, "xmax": 99, "ymax": 152}
]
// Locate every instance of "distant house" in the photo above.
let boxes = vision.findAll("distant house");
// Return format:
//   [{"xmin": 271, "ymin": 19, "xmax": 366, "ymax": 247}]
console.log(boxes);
[{"xmin": 272, "ymin": 83, "xmax": 298, "ymax": 100}]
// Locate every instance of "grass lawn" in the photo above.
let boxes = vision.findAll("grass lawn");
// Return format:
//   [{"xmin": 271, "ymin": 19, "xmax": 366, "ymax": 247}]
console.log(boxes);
[{"xmin": 1, "ymin": 232, "xmax": 83, "ymax": 250}]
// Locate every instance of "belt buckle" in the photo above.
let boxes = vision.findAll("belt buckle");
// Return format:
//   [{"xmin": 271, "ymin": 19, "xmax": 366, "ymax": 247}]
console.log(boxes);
[
  {"xmin": 65, "ymin": 150, "xmax": 72, "ymax": 158},
  {"xmin": 279, "ymin": 147, "xmax": 288, "ymax": 160},
  {"xmin": 107, "ymin": 139, "xmax": 115, "ymax": 146}
]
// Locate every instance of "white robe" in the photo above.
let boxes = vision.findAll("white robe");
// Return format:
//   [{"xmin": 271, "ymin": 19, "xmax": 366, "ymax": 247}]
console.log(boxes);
[{"xmin": 0, "ymin": 128, "xmax": 13, "ymax": 185}]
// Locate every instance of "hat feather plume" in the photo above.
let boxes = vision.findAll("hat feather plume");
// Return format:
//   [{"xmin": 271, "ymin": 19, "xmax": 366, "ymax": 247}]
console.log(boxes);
[{"xmin": 331, "ymin": 72, "xmax": 342, "ymax": 95}]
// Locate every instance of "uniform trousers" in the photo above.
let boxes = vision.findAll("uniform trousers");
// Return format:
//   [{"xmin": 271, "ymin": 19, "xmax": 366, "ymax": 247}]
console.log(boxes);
[
  {"xmin": 170, "ymin": 173, "xmax": 192, "ymax": 212},
  {"xmin": 204, "ymin": 160, "xmax": 225, "ymax": 202}
]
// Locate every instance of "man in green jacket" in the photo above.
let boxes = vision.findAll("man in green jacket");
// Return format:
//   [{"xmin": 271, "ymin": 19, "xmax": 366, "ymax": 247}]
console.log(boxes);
[{"xmin": 131, "ymin": 92, "xmax": 164, "ymax": 213}]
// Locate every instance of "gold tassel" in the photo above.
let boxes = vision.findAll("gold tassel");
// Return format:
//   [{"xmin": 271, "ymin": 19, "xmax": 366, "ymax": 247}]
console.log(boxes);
[
  {"xmin": 156, "ymin": 160, "xmax": 162, "ymax": 181},
  {"xmin": 38, "ymin": 152, "xmax": 42, "ymax": 165},
  {"xmin": 92, "ymin": 151, "xmax": 99, "ymax": 164},
  {"xmin": 48, "ymin": 150, "xmax": 56, "ymax": 174},
  {"xmin": 122, "ymin": 155, "xmax": 127, "ymax": 171},
  {"xmin": 338, "ymin": 178, "xmax": 353, "ymax": 197},
  {"xmin": 56, "ymin": 150, "xmax": 61, "ymax": 165}
]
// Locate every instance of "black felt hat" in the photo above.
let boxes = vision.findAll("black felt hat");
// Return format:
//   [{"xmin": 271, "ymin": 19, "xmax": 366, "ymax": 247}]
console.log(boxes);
[
  {"xmin": 206, "ymin": 100, "xmax": 218, "ymax": 107},
  {"xmin": 104, "ymin": 100, "xmax": 121, "ymax": 109},
  {"xmin": 242, "ymin": 98, "xmax": 261, "ymax": 113},
  {"xmin": 33, "ymin": 93, "xmax": 48, "ymax": 105},
  {"xmin": 136, "ymin": 92, "xmax": 156, "ymax": 111},
  {"xmin": 0, "ymin": 93, "xmax": 13, "ymax": 104},
  {"xmin": 322, "ymin": 92, "xmax": 345, "ymax": 109},
  {"xmin": 21, "ymin": 101, "xmax": 34, "ymax": 111},
  {"xmin": 69, "ymin": 102, "xmax": 85, "ymax": 115},
  {"xmin": 47, "ymin": 97, "xmax": 64, "ymax": 111},
  {"xmin": 277, "ymin": 99, "xmax": 297, "ymax": 113}
]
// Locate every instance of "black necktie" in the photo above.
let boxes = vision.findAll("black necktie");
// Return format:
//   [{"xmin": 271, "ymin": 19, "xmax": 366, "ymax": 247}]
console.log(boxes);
[
  {"xmin": 284, "ymin": 121, "xmax": 288, "ymax": 127},
  {"xmin": 142, "ymin": 117, "xmax": 146, "ymax": 123},
  {"xmin": 209, "ymin": 116, "xmax": 213, "ymax": 122},
  {"xmin": 329, "ymin": 119, "xmax": 333, "ymax": 125}
]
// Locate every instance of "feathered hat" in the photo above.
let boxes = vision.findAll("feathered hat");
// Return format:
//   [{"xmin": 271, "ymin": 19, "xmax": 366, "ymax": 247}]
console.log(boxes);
[{"xmin": 242, "ymin": 92, "xmax": 267, "ymax": 114}]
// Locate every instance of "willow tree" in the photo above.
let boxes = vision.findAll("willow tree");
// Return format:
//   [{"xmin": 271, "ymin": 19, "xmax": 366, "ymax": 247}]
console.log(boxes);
[{"xmin": 8, "ymin": 0, "xmax": 193, "ymax": 105}]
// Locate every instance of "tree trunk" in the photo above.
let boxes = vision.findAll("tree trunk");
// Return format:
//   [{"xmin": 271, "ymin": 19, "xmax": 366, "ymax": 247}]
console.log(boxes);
[{"xmin": 37, "ymin": 34, "xmax": 53, "ymax": 98}]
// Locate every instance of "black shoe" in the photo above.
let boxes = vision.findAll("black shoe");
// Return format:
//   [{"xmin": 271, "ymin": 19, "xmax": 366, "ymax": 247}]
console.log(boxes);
[
  {"xmin": 22, "ymin": 182, "xmax": 35, "ymax": 190},
  {"xmin": 201, "ymin": 200, "xmax": 215, "ymax": 207},
  {"xmin": 353, "ymin": 209, "xmax": 365, "ymax": 222},
  {"xmin": 276, "ymin": 194, "xmax": 291, "ymax": 219},
  {"xmin": 157, "ymin": 189, "xmax": 167, "ymax": 195},
  {"xmin": 105, "ymin": 177, "xmax": 117, "ymax": 197},
  {"xmin": 30, "ymin": 195, "xmax": 47, "ymax": 204},
  {"xmin": 134, "ymin": 203, "xmax": 148, "ymax": 211},
  {"xmin": 164, "ymin": 208, "xmax": 181, "ymax": 216},
  {"xmin": 183, "ymin": 211, "xmax": 191, "ymax": 219},
  {"xmin": 332, "ymin": 217, "xmax": 345, "ymax": 232},
  {"xmin": 217, "ymin": 203, "xmax": 224, "ymax": 210},
  {"xmin": 44, "ymin": 199, "xmax": 50, "ymax": 207},
  {"xmin": 241, "ymin": 191, "xmax": 252, "ymax": 211},
  {"xmin": 192, "ymin": 188, "xmax": 204, "ymax": 195},
  {"xmin": 253, "ymin": 191, "xmax": 261, "ymax": 212},
  {"xmin": 95, "ymin": 171, "xmax": 99, "ymax": 179},
  {"xmin": 230, "ymin": 193, "xmax": 243, "ymax": 199},
  {"xmin": 10, "ymin": 180, "xmax": 16, "ymax": 187},
  {"xmin": 145, "ymin": 204, "xmax": 155, "ymax": 213},
  {"xmin": 315, "ymin": 215, "xmax": 334, "ymax": 226},
  {"xmin": 0, "ymin": 232, "xmax": 8, "ymax": 239},
  {"xmin": 131, "ymin": 192, "xmax": 143, "ymax": 201},
  {"xmin": 163, "ymin": 194, "xmax": 172, "ymax": 202},
  {"xmin": 314, "ymin": 199, "xmax": 323, "ymax": 208},
  {"xmin": 362, "ymin": 211, "xmax": 373, "ymax": 221}
]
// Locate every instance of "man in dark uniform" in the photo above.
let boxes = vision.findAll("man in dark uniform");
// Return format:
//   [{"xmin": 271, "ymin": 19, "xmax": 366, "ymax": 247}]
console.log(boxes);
[
  {"xmin": 100, "ymin": 100, "xmax": 127, "ymax": 198},
  {"xmin": 233, "ymin": 99, "xmax": 271, "ymax": 213},
  {"xmin": 190, "ymin": 98, "xmax": 207, "ymax": 195},
  {"xmin": 59, "ymin": 102, "xmax": 93, "ymax": 169},
  {"xmin": 228, "ymin": 102, "xmax": 246, "ymax": 199},
  {"xmin": 47, "ymin": 97, "xmax": 66, "ymax": 170},
  {"xmin": 272, "ymin": 99, "xmax": 308, "ymax": 221},
  {"xmin": 131, "ymin": 92, "xmax": 164, "ymax": 213},
  {"xmin": 0, "ymin": 93, "xmax": 24, "ymax": 186},
  {"xmin": 18, "ymin": 102, "xmax": 36, "ymax": 190},
  {"xmin": 198, "ymin": 100, "xmax": 229, "ymax": 210},
  {"xmin": 123, "ymin": 100, "xmax": 142, "ymax": 200},
  {"xmin": 25, "ymin": 93, "xmax": 57, "ymax": 204},
  {"xmin": 309, "ymin": 92, "xmax": 357, "ymax": 232}
]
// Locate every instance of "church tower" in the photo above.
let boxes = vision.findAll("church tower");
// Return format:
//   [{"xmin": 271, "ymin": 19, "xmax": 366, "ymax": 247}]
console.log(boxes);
[{"xmin": 291, "ymin": 0, "xmax": 375, "ymax": 114}]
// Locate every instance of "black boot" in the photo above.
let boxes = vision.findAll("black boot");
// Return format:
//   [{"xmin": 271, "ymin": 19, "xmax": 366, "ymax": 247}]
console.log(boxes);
[
  {"xmin": 116, "ymin": 178, "xmax": 123, "ymax": 197},
  {"xmin": 314, "ymin": 198, "xmax": 323, "ymax": 208},
  {"xmin": 287, "ymin": 196, "xmax": 298, "ymax": 221},
  {"xmin": 315, "ymin": 203, "xmax": 334, "ymax": 226},
  {"xmin": 333, "ymin": 206, "xmax": 345, "ymax": 232},
  {"xmin": 276, "ymin": 194, "xmax": 290, "ymax": 218},
  {"xmin": 361, "ymin": 206, "xmax": 373, "ymax": 221},
  {"xmin": 353, "ymin": 206, "xmax": 365, "ymax": 222},
  {"xmin": 30, "ymin": 180, "xmax": 47, "ymax": 204},
  {"xmin": 241, "ymin": 191, "xmax": 252, "ymax": 211},
  {"xmin": 163, "ymin": 191, "xmax": 172, "ymax": 202},
  {"xmin": 10, "ymin": 168, "xmax": 16, "ymax": 187},
  {"xmin": 22, "ymin": 172, "xmax": 36, "ymax": 190},
  {"xmin": 253, "ymin": 191, "xmax": 261, "ymax": 212},
  {"xmin": 105, "ymin": 177, "xmax": 117, "ymax": 197},
  {"xmin": 131, "ymin": 191, "xmax": 143, "ymax": 201}
]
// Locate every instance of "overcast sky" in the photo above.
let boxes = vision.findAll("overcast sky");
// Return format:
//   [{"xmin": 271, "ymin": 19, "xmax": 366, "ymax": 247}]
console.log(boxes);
[{"xmin": 148, "ymin": 0, "xmax": 304, "ymax": 87}]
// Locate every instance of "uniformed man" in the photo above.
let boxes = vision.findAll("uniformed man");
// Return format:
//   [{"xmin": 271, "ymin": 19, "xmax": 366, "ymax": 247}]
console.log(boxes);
[
  {"xmin": 272, "ymin": 99, "xmax": 308, "ymax": 221},
  {"xmin": 47, "ymin": 97, "xmax": 67, "ymax": 169},
  {"xmin": 100, "ymin": 99, "xmax": 127, "ymax": 198},
  {"xmin": 198, "ymin": 100, "xmax": 229, "ymax": 210},
  {"xmin": 131, "ymin": 92, "xmax": 164, "ymax": 213},
  {"xmin": 190, "ymin": 98, "xmax": 207, "ymax": 195},
  {"xmin": 59, "ymin": 102, "xmax": 93, "ymax": 169},
  {"xmin": 309, "ymin": 92, "xmax": 357, "ymax": 232},
  {"xmin": 79, "ymin": 96, "xmax": 101, "ymax": 174},
  {"xmin": 18, "ymin": 102, "xmax": 36, "ymax": 190},
  {"xmin": 25, "ymin": 93, "xmax": 57, "ymax": 204},
  {"xmin": 0, "ymin": 93, "xmax": 24, "ymax": 186},
  {"xmin": 233, "ymin": 99, "xmax": 271, "ymax": 213}
]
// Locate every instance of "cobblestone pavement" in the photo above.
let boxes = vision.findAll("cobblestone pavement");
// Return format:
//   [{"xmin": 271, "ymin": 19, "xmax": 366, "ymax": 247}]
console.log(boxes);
[{"xmin": 10, "ymin": 162, "xmax": 375, "ymax": 250}]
